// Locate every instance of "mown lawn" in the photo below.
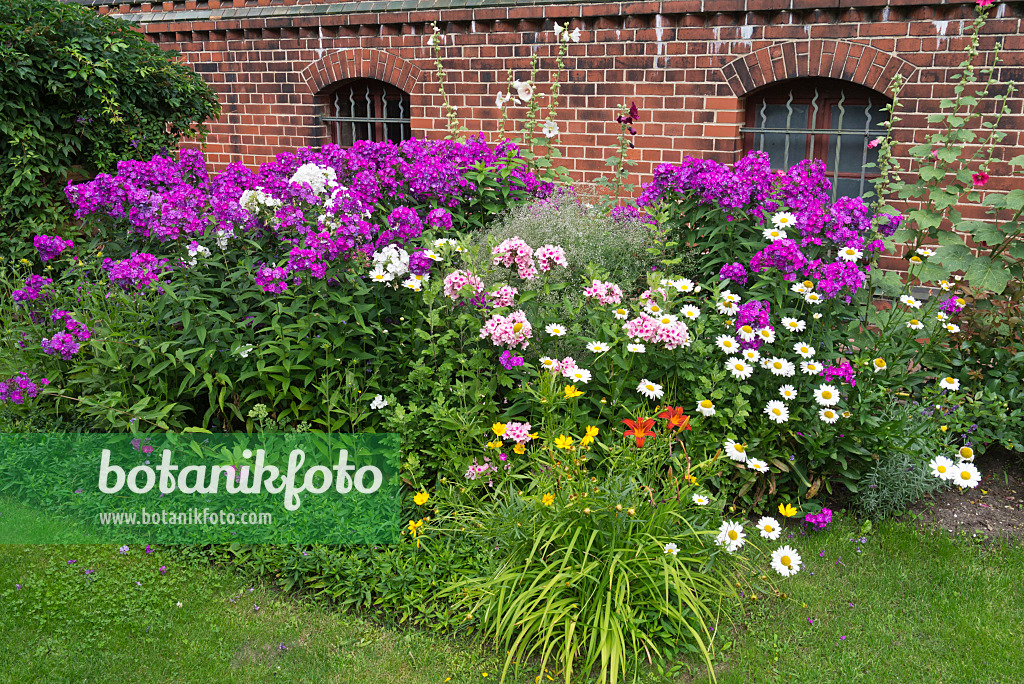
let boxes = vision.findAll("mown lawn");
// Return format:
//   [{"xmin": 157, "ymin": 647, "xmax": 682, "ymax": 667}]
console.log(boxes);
[{"xmin": 2, "ymin": 498, "xmax": 1021, "ymax": 684}]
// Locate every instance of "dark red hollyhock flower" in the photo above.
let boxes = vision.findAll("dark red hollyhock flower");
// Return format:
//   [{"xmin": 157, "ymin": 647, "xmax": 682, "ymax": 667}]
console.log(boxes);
[
  {"xmin": 972, "ymin": 171, "xmax": 989, "ymax": 187},
  {"xmin": 629, "ymin": 101, "xmax": 640, "ymax": 121}
]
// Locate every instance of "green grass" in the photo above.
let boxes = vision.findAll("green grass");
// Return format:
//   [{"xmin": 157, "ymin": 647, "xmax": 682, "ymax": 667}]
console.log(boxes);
[
  {"xmin": 691, "ymin": 511, "xmax": 1024, "ymax": 684},
  {"xmin": 0, "ymin": 498, "xmax": 511, "ymax": 684}
]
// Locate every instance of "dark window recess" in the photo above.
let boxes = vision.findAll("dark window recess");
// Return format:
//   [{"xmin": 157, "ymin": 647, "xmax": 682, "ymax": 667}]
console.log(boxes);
[
  {"xmin": 322, "ymin": 79, "xmax": 412, "ymax": 146},
  {"xmin": 741, "ymin": 78, "xmax": 890, "ymax": 200}
]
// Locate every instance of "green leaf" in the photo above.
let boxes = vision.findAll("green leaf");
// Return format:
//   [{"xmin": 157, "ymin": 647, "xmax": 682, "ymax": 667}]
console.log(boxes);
[
  {"xmin": 964, "ymin": 256, "xmax": 1011, "ymax": 294},
  {"xmin": 933, "ymin": 244, "xmax": 974, "ymax": 272}
]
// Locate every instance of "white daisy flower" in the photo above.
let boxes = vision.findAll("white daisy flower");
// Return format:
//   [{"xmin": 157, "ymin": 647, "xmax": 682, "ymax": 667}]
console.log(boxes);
[
  {"xmin": 757, "ymin": 516, "xmax": 782, "ymax": 540},
  {"xmin": 936, "ymin": 312, "xmax": 948, "ymax": 321},
  {"xmin": 814, "ymin": 384, "xmax": 841, "ymax": 406},
  {"xmin": 764, "ymin": 401, "xmax": 789, "ymax": 423},
  {"xmin": 772, "ymin": 211, "xmax": 797, "ymax": 228},
  {"xmin": 586, "ymin": 341, "xmax": 611, "ymax": 353},
  {"xmin": 370, "ymin": 394, "xmax": 388, "ymax": 410},
  {"xmin": 771, "ymin": 545, "xmax": 802, "ymax": 577},
  {"xmin": 674, "ymin": 278, "xmax": 696, "ymax": 293},
  {"xmin": 693, "ymin": 494, "xmax": 709, "ymax": 506},
  {"xmin": 781, "ymin": 317, "xmax": 806, "ymax": 332},
  {"xmin": 726, "ymin": 358, "xmax": 754, "ymax": 380},
  {"xmin": 917, "ymin": 247, "xmax": 936, "ymax": 257},
  {"xmin": 723, "ymin": 439, "xmax": 748, "ymax": 462},
  {"xmin": 716, "ymin": 300, "xmax": 738, "ymax": 316},
  {"xmin": 424, "ymin": 250, "xmax": 443, "ymax": 261},
  {"xmin": 720, "ymin": 290, "xmax": 741, "ymax": 303},
  {"xmin": 539, "ymin": 357, "xmax": 557, "ymax": 370},
  {"xmin": 801, "ymin": 360, "xmax": 823, "ymax": 375},
  {"xmin": 957, "ymin": 446, "xmax": 975, "ymax": 461},
  {"xmin": 906, "ymin": 319, "xmax": 924, "ymax": 330},
  {"xmin": 369, "ymin": 266, "xmax": 393, "ymax": 283},
  {"xmin": 742, "ymin": 348, "xmax": 761, "ymax": 363},
  {"xmin": 951, "ymin": 462, "xmax": 981, "ymax": 489},
  {"xmin": 737, "ymin": 325, "xmax": 758, "ymax": 342},
  {"xmin": 645, "ymin": 302, "xmax": 665, "ymax": 315},
  {"xmin": 545, "ymin": 323, "xmax": 567, "ymax": 336},
  {"xmin": 939, "ymin": 376, "xmax": 960, "ymax": 391},
  {"xmin": 763, "ymin": 227, "xmax": 788, "ymax": 242},
  {"xmin": 945, "ymin": 323, "xmax": 961, "ymax": 334},
  {"xmin": 793, "ymin": 342, "xmax": 815, "ymax": 358},
  {"xmin": 716, "ymin": 335, "xmax": 740, "ymax": 354},
  {"xmin": 930, "ymin": 456, "xmax": 955, "ymax": 480},
  {"xmin": 818, "ymin": 408, "xmax": 839, "ymax": 424},
  {"xmin": 767, "ymin": 358, "xmax": 796, "ymax": 377},
  {"xmin": 568, "ymin": 368, "xmax": 592, "ymax": 384},
  {"xmin": 812, "ymin": 312, "xmax": 823, "ymax": 319},
  {"xmin": 758, "ymin": 327, "xmax": 776, "ymax": 344},
  {"xmin": 872, "ymin": 358, "xmax": 887, "ymax": 373},
  {"xmin": 402, "ymin": 278, "xmax": 422, "ymax": 291},
  {"xmin": 900, "ymin": 294, "xmax": 922, "ymax": 309},
  {"xmin": 663, "ymin": 542, "xmax": 679, "ymax": 556},
  {"xmin": 636, "ymin": 379, "xmax": 664, "ymax": 400},
  {"xmin": 747, "ymin": 458, "xmax": 770, "ymax": 473},
  {"xmin": 696, "ymin": 399, "xmax": 716, "ymax": 417},
  {"xmin": 791, "ymin": 282, "xmax": 811, "ymax": 295},
  {"xmin": 716, "ymin": 521, "xmax": 746, "ymax": 553},
  {"xmin": 627, "ymin": 343, "xmax": 646, "ymax": 353},
  {"xmin": 804, "ymin": 292, "xmax": 823, "ymax": 305},
  {"xmin": 838, "ymin": 247, "xmax": 863, "ymax": 262},
  {"xmin": 679, "ymin": 305, "xmax": 701, "ymax": 320},
  {"xmin": 656, "ymin": 314, "xmax": 679, "ymax": 325},
  {"xmin": 938, "ymin": 280, "xmax": 952, "ymax": 291},
  {"xmin": 613, "ymin": 307, "xmax": 629, "ymax": 320},
  {"xmin": 779, "ymin": 385, "xmax": 797, "ymax": 400}
]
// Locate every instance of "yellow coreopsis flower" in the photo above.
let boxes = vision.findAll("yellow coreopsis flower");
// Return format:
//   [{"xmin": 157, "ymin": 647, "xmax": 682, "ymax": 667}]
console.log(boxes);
[
  {"xmin": 580, "ymin": 425, "xmax": 599, "ymax": 446},
  {"xmin": 542, "ymin": 493, "xmax": 554, "ymax": 506},
  {"xmin": 940, "ymin": 425, "xmax": 948, "ymax": 433},
  {"xmin": 492, "ymin": 422, "xmax": 507, "ymax": 437},
  {"xmin": 407, "ymin": 519, "xmax": 424, "ymax": 536},
  {"xmin": 778, "ymin": 503, "xmax": 798, "ymax": 518},
  {"xmin": 564, "ymin": 385, "xmax": 583, "ymax": 399},
  {"xmin": 486, "ymin": 440, "xmax": 502, "ymax": 449},
  {"xmin": 513, "ymin": 443, "xmax": 526, "ymax": 455},
  {"xmin": 413, "ymin": 491, "xmax": 430, "ymax": 506},
  {"xmin": 554, "ymin": 434, "xmax": 574, "ymax": 450}
]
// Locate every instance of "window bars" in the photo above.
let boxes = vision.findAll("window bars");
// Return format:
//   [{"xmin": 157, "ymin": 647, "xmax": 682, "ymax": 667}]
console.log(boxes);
[
  {"xmin": 741, "ymin": 86, "xmax": 889, "ymax": 200},
  {"xmin": 322, "ymin": 80, "xmax": 412, "ymax": 147}
]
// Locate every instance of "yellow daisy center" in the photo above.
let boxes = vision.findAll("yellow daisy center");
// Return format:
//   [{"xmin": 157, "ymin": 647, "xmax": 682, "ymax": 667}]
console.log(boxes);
[
  {"xmin": 764, "ymin": 525, "xmax": 773, "ymax": 532},
  {"xmin": 700, "ymin": 400, "xmax": 713, "ymax": 409},
  {"xmin": 960, "ymin": 470, "xmax": 971, "ymax": 481},
  {"xmin": 741, "ymin": 325, "xmax": 753, "ymax": 334},
  {"xmin": 646, "ymin": 384, "xmax": 655, "ymax": 391},
  {"xmin": 803, "ymin": 280, "xmax": 813, "ymax": 289},
  {"xmin": 773, "ymin": 362, "xmax": 783, "ymax": 370},
  {"xmin": 945, "ymin": 377, "xmax": 955, "ymax": 384},
  {"xmin": 736, "ymin": 445, "xmax": 746, "ymax": 454},
  {"xmin": 824, "ymin": 411, "xmax": 834, "ymax": 419},
  {"xmin": 938, "ymin": 465, "xmax": 947, "ymax": 473},
  {"xmin": 772, "ymin": 409, "xmax": 781, "ymax": 416},
  {"xmin": 960, "ymin": 447, "xmax": 973, "ymax": 458},
  {"xmin": 513, "ymin": 322, "xmax": 523, "ymax": 333},
  {"xmin": 780, "ymin": 555, "xmax": 791, "ymax": 567},
  {"xmin": 734, "ymin": 364, "xmax": 744, "ymax": 371},
  {"xmin": 728, "ymin": 530, "xmax": 738, "ymax": 540}
]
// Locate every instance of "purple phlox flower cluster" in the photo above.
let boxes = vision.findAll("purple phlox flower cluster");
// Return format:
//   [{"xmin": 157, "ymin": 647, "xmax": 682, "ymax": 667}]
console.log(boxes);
[
  {"xmin": 802, "ymin": 259, "xmax": 868, "ymax": 300},
  {"xmin": 804, "ymin": 507, "xmax": 833, "ymax": 529},
  {"xmin": 103, "ymin": 252, "xmax": 170, "ymax": 292},
  {"xmin": 822, "ymin": 196, "xmax": 872, "ymax": 250},
  {"xmin": 609, "ymin": 204, "xmax": 657, "ymax": 227},
  {"xmin": 406, "ymin": 250, "xmax": 434, "ymax": 276},
  {"xmin": 34, "ymin": 234, "xmax": 74, "ymax": 261},
  {"xmin": 734, "ymin": 299, "xmax": 771, "ymax": 349},
  {"xmin": 255, "ymin": 264, "xmax": 292, "ymax": 294},
  {"xmin": 750, "ymin": 239, "xmax": 808, "ymax": 282},
  {"xmin": 769, "ymin": 159, "xmax": 832, "ymax": 213},
  {"xmin": 637, "ymin": 151, "xmax": 773, "ymax": 211},
  {"xmin": 426, "ymin": 207, "xmax": 453, "ymax": 231},
  {"xmin": 822, "ymin": 359, "xmax": 856, "ymax": 388},
  {"xmin": 718, "ymin": 262, "xmax": 749, "ymax": 286},
  {"xmin": 0, "ymin": 373, "xmax": 43, "ymax": 404},
  {"xmin": 12, "ymin": 275, "xmax": 53, "ymax": 303},
  {"xmin": 940, "ymin": 296, "xmax": 966, "ymax": 314},
  {"xmin": 498, "ymin": 350, "xmax": 525, "ymax": 370},
  {"xmin": 40, "ymin": 332, "xmax": 80, "ymax": 360},
  {"xmin": 50, "ymin": 310, "xmax": 91, "ymax": 342},
  {"xmin": 374, "ymin": 206, "xmax": 423, "ymax": 250},
  {"xmin": 877, "ymin": 213, "xmax": 902, "ymax": 238}
]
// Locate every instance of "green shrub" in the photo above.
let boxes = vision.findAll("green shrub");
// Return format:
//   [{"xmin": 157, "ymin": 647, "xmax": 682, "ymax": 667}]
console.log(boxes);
[{"xmin": 0, "ymin": 0, "xmax": 219, "ymax": 242}]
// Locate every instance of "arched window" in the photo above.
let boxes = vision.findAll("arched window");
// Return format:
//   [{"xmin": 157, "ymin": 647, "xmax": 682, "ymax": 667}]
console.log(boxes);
[
  {"xmin": 322, "ymin": 79, "xmax": 412, "ymax": 147},
  {"xmin": 741, "ymin": 78, "xmax": 889, "ymax": 200}
]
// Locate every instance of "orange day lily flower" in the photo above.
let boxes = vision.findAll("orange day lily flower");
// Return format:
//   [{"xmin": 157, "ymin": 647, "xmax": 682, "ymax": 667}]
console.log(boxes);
[
  {"xmin": 657, "ymin": 406, "xmax": 692, "ymax": 432},
  {"xmin": 622, "ymin": 417, "xmax": 656, "ymax": 447}
]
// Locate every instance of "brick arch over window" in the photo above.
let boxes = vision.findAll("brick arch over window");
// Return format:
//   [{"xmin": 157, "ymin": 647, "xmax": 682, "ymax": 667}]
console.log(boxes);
[
  {"xmin": 299, "ymin": 49, "xmax": 422, "ymax": 99},
  {"xmin": 721, "ymin": 41, "xmax": 917, "ymax": 98}
]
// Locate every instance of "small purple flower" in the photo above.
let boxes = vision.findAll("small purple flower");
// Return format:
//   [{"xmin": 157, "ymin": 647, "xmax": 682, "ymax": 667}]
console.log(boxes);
[
  {"xmin": 85, "ymin": 569, "xmax": 94, "ymax": 575},
  {"xmin": 159, "ymin": 566, "xmax": 167, "ymax": 575},
  {"xmin": 68, "ymin": 560, "xmax": 76, "ymax": 565},
  {"xmin": 145, "ymin": 545, "xmax": 153, "ymax": 554},
  {"xmin": 119, "ymin": 545, "xmax": 129, "ymax": 555},
  {"xmin": 15, "ymin": 584, "xmax": 21, "ymax": 590}
]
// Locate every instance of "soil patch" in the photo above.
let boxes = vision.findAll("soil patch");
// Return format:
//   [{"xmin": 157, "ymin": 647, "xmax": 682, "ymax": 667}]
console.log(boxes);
[{"xmin": 909, "ymin": 446, "xmax": 1024, "ymax": 542}]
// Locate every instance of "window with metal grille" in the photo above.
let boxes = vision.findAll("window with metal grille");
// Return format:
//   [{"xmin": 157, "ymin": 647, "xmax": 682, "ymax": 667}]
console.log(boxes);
[
  {"xmin": 741, "ymin": 78, "xmax": 890, "ymax": 200},
  {"xmin": 322, "ymin": 79, "xmax": 412, "ymax": 147}
]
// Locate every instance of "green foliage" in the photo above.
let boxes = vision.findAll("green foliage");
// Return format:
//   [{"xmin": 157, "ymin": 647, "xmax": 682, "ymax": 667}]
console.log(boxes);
[{"xmin": 0, "ymin": 0, "xmax": 219, "ymax": 242}]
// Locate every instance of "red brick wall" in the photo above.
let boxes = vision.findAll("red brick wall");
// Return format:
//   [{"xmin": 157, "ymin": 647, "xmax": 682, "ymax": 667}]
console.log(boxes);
[{"xmin": 93, "ymin": 0, "xmax": 1024, "ymax": 206}]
